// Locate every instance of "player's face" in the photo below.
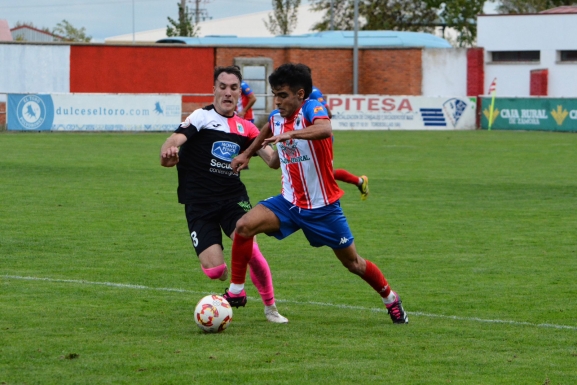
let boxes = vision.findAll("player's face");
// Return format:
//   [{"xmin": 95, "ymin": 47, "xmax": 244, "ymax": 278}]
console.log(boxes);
[
  {"xmin": 272, "ymin": 85, "xmax": 305, "ymax": 118},
  {"xmin": 213, "ymin": 73, "xmax": 241, "ymax": 117}
]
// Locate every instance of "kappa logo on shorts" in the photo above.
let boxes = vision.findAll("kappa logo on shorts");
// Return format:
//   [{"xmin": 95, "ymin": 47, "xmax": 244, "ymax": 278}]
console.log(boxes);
[
  {"xmin": 339, "ymin": 237, "xmax": 349, "ymax": 245},
  {"xmin": 211, "ymin": 141, "xmax": 241, "ymax": 162}
]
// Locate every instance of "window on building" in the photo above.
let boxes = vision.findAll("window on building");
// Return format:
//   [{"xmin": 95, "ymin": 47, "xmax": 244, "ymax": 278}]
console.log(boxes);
[
  {"xmin": 560, "ymin": 50, "xmax": 577, "ymax": 62},
  {"xmin": 491, "ymin": 51, "xmax": 540, "ymax": 62},
  {"xmin": 234, "ymin": 57, "xmax": 273, "ymax": 125}
]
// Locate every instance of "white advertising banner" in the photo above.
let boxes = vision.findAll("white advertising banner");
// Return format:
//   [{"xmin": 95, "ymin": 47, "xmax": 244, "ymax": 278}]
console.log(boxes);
[
  {"xmin": 326, "ymin": 95, "xmax": 477, "ymax": 130},
  {"xmin": 7, "ymin": 93, "xmax": 182, "ymax": 131}
]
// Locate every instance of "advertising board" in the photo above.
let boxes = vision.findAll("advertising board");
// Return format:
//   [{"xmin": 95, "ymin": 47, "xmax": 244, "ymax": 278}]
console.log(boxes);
[
  {"xmin": 327, "ymin": 95, "xmax": 477, "ymax": 130},
  {"xmin": 7, "ymin": 94, "xmax": 181, "ymax": 131}
]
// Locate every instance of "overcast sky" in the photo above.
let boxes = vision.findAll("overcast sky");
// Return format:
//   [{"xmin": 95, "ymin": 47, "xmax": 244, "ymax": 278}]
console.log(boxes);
[
  {"xmin": 2, "ymin": 0, "xmax": 497, "ymax": 43},
  {"xmin": 2, "ymin": 0, "xmax": 314, "ymax": 42}
]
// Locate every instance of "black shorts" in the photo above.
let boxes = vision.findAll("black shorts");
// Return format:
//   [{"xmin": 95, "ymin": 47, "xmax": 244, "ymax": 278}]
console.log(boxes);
[{"xmin": 184, "ymin": 196, "xmax": 253, "ymax": 256}]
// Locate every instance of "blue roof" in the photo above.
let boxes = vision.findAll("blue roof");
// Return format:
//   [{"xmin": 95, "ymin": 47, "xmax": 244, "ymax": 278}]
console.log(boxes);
[{"xmin": 156, "ymin": 30, "xmax": 452, "ymax": 48}]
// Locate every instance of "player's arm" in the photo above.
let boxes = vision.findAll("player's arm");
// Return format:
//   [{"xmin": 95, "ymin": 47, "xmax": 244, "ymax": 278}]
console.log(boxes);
[
  {"xmin": 160, "ymin": 133, "xmax": 187, "ymax": 167},
  {"xmin": 256, "ymin": 143, "xmax": 280, "ymax": 169},
  {"xmin": 241, "ymin": 93, "xmax": 257, "ymax": 116},
  {"xmin": 263, "ymin": 118, "xmax": 331, "ymax": 146},
  {"xmin": 325, "ymin": 105, "xmax": 333, "ymax": 119},
  {"xmin": 232, "ymin": 122, "xmax": 273, "ymax": 172}
]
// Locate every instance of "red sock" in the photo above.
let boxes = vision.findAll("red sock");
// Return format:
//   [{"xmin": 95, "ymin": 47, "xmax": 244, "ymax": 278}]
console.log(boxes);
[
  {"xmin": 361, "ymin": 260, "xmax": 391, "ymax": 298},
  {"xmin": 231, "ymin": 233, "xmax": 253, "ymax": 284},
  {"xmin": 334, "ymin": 169, "xmax": 360, "ymax": 185}
]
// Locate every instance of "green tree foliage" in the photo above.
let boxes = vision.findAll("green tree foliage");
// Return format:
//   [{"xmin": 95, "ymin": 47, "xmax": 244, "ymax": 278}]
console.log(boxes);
[
  {"xmin": 311, "ymin": 0, "xmax": 437, "ymax": 32},
  {"xmin": 167, "ymin": 2, "xmax": 200, "ymax": 37},
  {"xmin": 310, "ymin": 0, "xmax": 485, "ymax": 46},
  {"xmin": 264, "ymin": 0, "xmax": 302, "ymax": 35},
  {"xmin": 496, "ymin": 0, "xmax": 577, "ymax": 13},
  {"xmin": 53, "ymin": 20, "xmax": 92, "ymax": 42},
  {"xmin": 431, "ymin": 0, "xmax": 485, "ymax": 46}
]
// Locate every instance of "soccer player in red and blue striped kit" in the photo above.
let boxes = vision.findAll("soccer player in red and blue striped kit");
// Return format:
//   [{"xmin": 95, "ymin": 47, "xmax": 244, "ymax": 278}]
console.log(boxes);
[
  {"xmin": 223, "ymin": 63, "xmax": 408, "ymax": 324},
  {"xmin": 309, "ymin": 85, "xmax": 370, "ymax": 201}
]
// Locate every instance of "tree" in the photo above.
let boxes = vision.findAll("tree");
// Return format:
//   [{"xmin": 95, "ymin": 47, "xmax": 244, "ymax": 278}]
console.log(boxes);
[
  {"xmin": 264, "ymin": 0, "xmax": 302, "ymax": 35},
  {"xmin": 496, "ymin": 0, "xmax": 577, "ymax": 13},
  {"xmin": 167, "ymin": 1, "xmax": 200, "ymax": 37},
  {"xmin": 310, "ymin": 0, "xmax": 438, "ymax": 32},
  {"xmin": 53, "ymin": 20, "xmax": 92, "ymax": 42},
  {"xmin": 432, "ymin": 0, "xmax": 485, "ymax": 47},
  {"xmin": 310, "ymin": 0, "xmax": 484, "ymax": 47}
]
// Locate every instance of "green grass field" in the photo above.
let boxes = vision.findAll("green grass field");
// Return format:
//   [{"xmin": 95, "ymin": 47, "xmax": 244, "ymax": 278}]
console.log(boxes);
[{"xmin": 1, "ymin": 130, "xmax": 576, "ymax": 384}]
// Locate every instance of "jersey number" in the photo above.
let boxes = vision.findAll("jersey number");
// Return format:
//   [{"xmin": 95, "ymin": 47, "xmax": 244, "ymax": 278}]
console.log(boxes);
[{"xmin": 190, "ymin": 231, "xmax": 199, "ymax": 247}]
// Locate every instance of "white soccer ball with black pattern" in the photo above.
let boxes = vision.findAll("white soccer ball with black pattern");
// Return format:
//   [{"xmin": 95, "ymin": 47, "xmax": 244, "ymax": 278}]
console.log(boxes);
[{"xmin": 194, "ymin": 295, "xmax": 233, "ymax": 333}]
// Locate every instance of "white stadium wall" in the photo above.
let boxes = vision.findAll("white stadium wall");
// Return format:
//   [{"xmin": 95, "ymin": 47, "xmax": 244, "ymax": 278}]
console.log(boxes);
[
  {"xmin": 422, "ymin": 48, "xmax": 468, "ymax": 97},
  {"xmin": 0, "ymin": 44, "xmax": 70, "ymax": 94},
  {"xmin": 478, "ymin": 14, "xmax": 577, "ymax": 97}
]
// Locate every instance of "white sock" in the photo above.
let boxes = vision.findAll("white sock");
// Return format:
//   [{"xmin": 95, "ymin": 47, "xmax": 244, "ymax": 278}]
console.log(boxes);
[
  {"xmin": 382, "ymin": 291, "xmax": 397, "ymax": 305},
  {"xmin": 229, "ymin": 283, "xmax": 244, "ymax": 295},
  {"xmin": 358, "ymin": 177, "xmax": 363, "ymax": 186},
  {"xmin": 264, "ymin": 303, "xmax": 277, "ymax": 312}
]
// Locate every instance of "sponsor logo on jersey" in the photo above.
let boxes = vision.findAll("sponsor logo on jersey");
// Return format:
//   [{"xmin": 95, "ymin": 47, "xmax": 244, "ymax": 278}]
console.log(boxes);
[
  {"xmin": 236, "ymin": 122, "xmax": 244, "ymax": 134},
  {"xmin": 278, "ymin": 140, "xmax": 310, "ymax": 164},
  {"xmin": 211, "ymin": 141, "xmax": 241, "ymax": 162},
  {"xmin": 313, "ymin": 106, "xmax": 324, "ymax": 114}
]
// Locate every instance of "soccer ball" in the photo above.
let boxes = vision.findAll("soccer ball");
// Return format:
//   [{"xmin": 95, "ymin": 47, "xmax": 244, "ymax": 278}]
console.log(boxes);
[{"xmin": 194, "ymin": 294, "xmax": 233, "ymax": 333}]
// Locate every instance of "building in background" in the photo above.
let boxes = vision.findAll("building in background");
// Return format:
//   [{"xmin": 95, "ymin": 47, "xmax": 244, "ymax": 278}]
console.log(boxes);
[
  {"xmin": 477, "ymin": 6, "xmax": 577, "ymax": 97},
  {"xmin": 10, "ymin": 24, "xmax": 66, "ymax": 42}
]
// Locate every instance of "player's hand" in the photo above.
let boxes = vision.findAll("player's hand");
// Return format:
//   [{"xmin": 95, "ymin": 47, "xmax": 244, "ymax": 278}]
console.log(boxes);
[
  {"xmin": 231, "ymin": 152, "xmax": 250, "ymax": 172},
  {"xmin": 263, "ymin": 132, "xmax": 291, "ymax": 146},
  {"xmin": 160, "ymin": 146, "xmax": 179, "ymax": 167}
]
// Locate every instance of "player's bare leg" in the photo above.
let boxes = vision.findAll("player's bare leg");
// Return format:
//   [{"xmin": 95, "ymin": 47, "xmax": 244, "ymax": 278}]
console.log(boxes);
[{"xmin": 199, "ymin": 245, "xmax": 228, "ymax": 281}]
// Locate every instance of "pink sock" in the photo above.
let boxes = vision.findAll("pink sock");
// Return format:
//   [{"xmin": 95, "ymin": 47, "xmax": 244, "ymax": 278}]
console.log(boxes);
[{"xmin": 248, "ymin": 243, "xmax": 275, "ymax": 306}]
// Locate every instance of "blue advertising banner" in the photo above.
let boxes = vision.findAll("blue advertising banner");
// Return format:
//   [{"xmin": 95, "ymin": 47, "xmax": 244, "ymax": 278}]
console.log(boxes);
[{"xmin": 7, "ymin": 94, "xmax": 182, "ymax": 131}]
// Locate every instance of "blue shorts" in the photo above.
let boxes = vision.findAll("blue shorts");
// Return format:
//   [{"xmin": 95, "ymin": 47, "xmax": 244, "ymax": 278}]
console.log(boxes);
[{"xmin": 259, "ymin": 195, "xmax": 354, "ymax": 249}]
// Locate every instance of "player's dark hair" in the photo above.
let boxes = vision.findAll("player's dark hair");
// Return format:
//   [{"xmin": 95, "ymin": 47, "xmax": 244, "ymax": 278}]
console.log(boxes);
[
  {"xmin": 214, "ymin": 66, "xmax": 242, "ymax": 84},
  {"xmin": 268, "ymin": 63, "xmax": 313, "ymax": 99}
]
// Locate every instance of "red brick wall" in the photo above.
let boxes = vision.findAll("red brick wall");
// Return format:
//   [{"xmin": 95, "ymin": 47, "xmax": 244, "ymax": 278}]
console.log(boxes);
[
  {"xmin": 360, "ymin": 49, "xmax": 422, "ymax": 95},
  {"xmin": 216, "ymin": 47, "xmax": 423, "ymax": 96},
  {"xmin": 530, "ymin": 69, "xmax": 548, "ymax": 96},
  {"xmin": 70, "ymin": 45, "xmax": 215, "ymax": 94}
]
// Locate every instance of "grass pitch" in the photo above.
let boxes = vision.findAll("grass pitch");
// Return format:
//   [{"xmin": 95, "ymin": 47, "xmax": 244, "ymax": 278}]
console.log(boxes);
[{"xmin": 1, "ymin": 130, "xmax": 576, "ymax": 384}]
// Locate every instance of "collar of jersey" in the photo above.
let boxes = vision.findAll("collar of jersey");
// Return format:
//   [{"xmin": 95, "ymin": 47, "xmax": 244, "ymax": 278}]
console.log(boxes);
[
  {"xmin": 284, "ymin": 101, "xmax": 305, "ymax": 122},
  {"xmin": 211, "ymin": 104, "xmax": 235, "ymax": 119}
]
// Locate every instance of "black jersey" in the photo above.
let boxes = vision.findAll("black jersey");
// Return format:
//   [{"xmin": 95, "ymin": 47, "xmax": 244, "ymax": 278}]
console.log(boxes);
[{"xmin": 175, "ymin": 105, "xmax": 260, "ymax": 204}]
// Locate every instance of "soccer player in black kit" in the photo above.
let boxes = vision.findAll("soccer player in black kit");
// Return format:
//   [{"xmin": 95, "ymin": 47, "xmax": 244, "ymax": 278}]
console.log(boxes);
[{"xmin": 160, "ymin": 66, "xmax": 288, "ymax": 323}]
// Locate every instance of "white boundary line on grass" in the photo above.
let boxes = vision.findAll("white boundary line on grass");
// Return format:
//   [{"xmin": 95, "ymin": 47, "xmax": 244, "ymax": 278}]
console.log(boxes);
[{"xmin": 3, "ymin": 274, "xmax": 576, "ymax": 331}]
